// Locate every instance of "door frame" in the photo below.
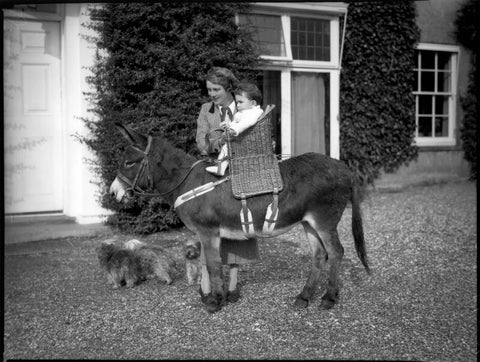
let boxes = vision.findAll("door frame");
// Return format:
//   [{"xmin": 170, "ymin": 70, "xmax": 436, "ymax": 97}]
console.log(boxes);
[{"xmin": 260, "ymin": 66, "xmax": 340, "ymax": 159}]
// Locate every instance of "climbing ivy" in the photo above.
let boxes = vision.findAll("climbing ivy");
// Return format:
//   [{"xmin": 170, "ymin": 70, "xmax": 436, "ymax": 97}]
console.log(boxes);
[{"xmin": 340, "ymin": 1, "xmax": 420, "ymax": 185}]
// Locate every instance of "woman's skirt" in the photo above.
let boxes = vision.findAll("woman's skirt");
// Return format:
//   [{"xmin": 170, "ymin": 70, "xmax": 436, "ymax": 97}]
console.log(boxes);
[{"xmin": 220, "ymin": 238, "xmax": 259, "ymax": 265}]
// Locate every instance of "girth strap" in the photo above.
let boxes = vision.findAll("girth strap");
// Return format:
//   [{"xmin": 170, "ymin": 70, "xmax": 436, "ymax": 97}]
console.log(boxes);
[
  {"xmin": 240, "ymin": 193, "xmax": 255, "ymax": 238},
  {"xmin": 262, "ymin": 188, "xmax": 279, "ymax": 236}
]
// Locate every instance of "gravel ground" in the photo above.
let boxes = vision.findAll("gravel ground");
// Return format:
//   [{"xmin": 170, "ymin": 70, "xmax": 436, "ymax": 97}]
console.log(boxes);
[{"xmin": 4, "ymin": 181, "xmax": 477, "ymax": 360}]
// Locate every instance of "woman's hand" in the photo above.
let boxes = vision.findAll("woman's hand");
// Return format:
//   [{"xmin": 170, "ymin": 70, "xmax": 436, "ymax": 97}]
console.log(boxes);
[{"xmin": 226, "ymin": 127, "xmax": 237, "ymax": 137}]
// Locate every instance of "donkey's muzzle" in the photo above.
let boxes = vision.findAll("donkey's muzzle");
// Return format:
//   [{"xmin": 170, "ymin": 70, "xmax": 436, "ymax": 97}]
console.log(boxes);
[{"xmin": 109, "ymin": 177, "xmax": 129, "ymax": 203}]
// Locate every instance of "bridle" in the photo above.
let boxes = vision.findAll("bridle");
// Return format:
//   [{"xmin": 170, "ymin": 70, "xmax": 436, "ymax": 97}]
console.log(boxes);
[{"xmin": 116, "ymin": 135, "xmax": 204, "ymax": 199}]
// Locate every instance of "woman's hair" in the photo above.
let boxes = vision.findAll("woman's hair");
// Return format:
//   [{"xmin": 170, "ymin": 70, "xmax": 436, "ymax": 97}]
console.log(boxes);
[
  {"xmin": 234, "ymin": 82, "xmax": 263, "ymax": 105},
  {"xmin": 205, "ymin": 67, "xmax": 240, "ymax": 92}
]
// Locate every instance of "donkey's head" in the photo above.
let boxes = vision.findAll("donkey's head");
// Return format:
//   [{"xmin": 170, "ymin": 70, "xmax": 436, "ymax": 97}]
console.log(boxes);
[
  {"xmin": 110, "ymin": 123, "xmax": 197, "ymax": 204},
  {"xmin": 109, "ymin": 124, "xmax": 153, "ymax": 203}
]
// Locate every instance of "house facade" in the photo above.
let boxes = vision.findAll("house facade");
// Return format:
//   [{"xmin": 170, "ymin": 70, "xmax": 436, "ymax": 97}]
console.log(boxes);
[
  {"xmin": 3, "ymin": 1, "xmax": 472, "ymax": 223},
  {"xmin": 375, "ymin": 0, "xmax": 471, "ymax": 188}
]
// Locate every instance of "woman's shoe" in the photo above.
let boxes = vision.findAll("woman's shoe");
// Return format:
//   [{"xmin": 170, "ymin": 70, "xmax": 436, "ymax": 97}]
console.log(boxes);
[{"xmin": 206, "ymin": 160, "xmax": 229, "ymax": 176}]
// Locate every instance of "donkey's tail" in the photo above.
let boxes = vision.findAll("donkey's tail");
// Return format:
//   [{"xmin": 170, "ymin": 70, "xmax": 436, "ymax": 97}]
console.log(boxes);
[{"xmin": 351, "ymin": 185, "xmax": 370, "ymax": 274}]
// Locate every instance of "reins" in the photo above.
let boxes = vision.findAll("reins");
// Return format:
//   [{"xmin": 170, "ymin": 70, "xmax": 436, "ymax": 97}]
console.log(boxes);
[{"xmin": 118, "ymin": 135, "xmax": 205, "ymax": 199}]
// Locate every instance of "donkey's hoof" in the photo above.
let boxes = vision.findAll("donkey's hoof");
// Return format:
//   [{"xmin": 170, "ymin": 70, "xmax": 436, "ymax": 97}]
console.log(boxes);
[
  {"xmin": 320, "ymin": 297, "xmax": 336, "ymax": 310},
  {"xmin": 226, "ymin": 289, "xmax": 241, "ymax": 303},
  {"xmin": 204, "ymin": 294, "xmax": 221, "ymax": 313},
  {"xmin": 198, "ymin": 288, "xmax": 208, "ymax": 304},
  {"xmin": 293, "ymin": 295, "xmax": 309, "ymax": 309}
]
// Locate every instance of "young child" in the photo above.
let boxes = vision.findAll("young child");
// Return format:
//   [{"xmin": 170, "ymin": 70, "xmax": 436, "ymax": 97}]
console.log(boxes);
[{"xmin": 206, "ymin": 82, "xmax": 264, "ymax": 176}]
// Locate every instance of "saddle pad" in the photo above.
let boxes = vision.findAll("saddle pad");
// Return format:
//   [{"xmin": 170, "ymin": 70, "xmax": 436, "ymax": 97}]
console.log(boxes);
[{"xmin": 229, "ymin": 153, "xmax": 284, "ymax": 199}]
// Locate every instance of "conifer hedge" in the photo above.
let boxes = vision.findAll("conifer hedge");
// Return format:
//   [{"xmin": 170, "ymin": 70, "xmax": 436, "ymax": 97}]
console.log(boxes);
[
  {"xmin": 80, "ymin": 3, "xmax": 261, "ymax": 233},
  {"xmin": 339, "ymin": 1, "xmax": 420, "ymax": 185}
]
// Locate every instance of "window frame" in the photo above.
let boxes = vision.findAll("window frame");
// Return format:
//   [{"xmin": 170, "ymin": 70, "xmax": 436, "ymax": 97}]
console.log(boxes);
[
  {"xmin": 236, "ymin": 3, "xmax": 346, "ymax": 158},
  {"xmin": 237, "ymin": 9, "xmax": 340, "ymax": 69},
  {"xmin": 414, "ymin": 43, "xmax": 459, "ymax": 147}
]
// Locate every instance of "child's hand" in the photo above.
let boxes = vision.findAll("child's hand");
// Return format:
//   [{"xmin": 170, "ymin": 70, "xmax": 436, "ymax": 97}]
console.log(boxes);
[
  {"xmin": 219, "ymin": 121, "xmax": 228, "ymax": 129},
  {"xmin": 226, "ymin": 127, "xmax": 237, "ymax": 136}
]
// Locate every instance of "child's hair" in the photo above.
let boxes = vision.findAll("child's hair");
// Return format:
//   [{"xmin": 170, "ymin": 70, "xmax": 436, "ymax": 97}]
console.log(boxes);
[
  {"xmin": 205, "ymin": 67, "xmax": 240, "ymax": 92},
  {"xmin": 234, "ymin": 82, "xmax": 263, "ymax": 105}
]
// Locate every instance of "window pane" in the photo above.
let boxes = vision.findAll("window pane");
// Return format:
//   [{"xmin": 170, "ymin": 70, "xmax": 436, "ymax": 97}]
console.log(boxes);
[
  {"xmin": 435, "ymin": 117, "xmax": 448, "ymax": 137},
  {"xmin": 421, "ymin": 51, "xmax": 435, "ymax": 69},
  {"xmin": 307, "ymin": 20, "xmax": 314, "ymax": 32},
  {"xmin": 420, "ymin": 71, "xmax": 435, "ymax": 92},
  {"xmin": 291, "ymin": 17, "xmax": 330, "ymax": 61},
  {"xmin": 298, "ymin": 47, "xmax": 306, "ymax": 59},
  {"xmin": 308, "ymin": 47, "xmax": 315, "ymax": 60},
  {"xmin": 413, "ymin": 71, "xmax": 419, "ymax": 91},
  {"xmin": 437, "ymin": 52, "xmax": 451, "ymax": 71},
  {"xmin": 435, "ymin": 95, "xmax": 449, "ymax": 115},
  {"xmin": 307, "ymin": 33, "xmax": 314, "ymax": 46},
  {"xmin": 299, "ymin": 32, "xmax": 305, "ymax": 46},
  {"xmin": 418, "ymin": 117, "xmax": 433, "ymax": 137},
  {"xmin": 437, "ymin": 72, "xmax": 451, "ymax": 92},
  {"xmin": 418, "ymin": 95, "xmax": 433, "ymax": 115},
  {"xmin": 238, "ymin": 14, "xmax": 286, "ymax": 57}
]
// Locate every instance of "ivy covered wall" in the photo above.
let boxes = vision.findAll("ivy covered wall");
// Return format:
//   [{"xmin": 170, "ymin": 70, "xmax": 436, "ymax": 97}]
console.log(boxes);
[{"xmin": 339, "ymin": 1, "xmax": 420, "ymax": 185}]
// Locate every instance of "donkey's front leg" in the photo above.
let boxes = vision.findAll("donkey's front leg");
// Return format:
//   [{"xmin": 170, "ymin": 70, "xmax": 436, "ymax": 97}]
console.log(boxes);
[
  {"xmin": 199, "ymin": 234, "xmax": 225, "ymax": 313},
  {"xmin": 226, "ymin": 264, "xmax": 241, "ymax": 303}
]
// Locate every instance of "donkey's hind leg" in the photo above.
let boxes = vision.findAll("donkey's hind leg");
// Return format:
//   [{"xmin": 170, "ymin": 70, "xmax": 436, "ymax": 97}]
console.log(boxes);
[
  {"xmin": 294, "ymin": 222, "xmax": 327, "ymax": 308},
  {"xmin": 316, "ymin": 229, "xmax": 344, "ymax": 310}
]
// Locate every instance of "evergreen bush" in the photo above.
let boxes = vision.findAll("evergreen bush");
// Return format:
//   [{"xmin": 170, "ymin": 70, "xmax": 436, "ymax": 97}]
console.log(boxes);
[
  {"xmin": 454, "ymin": 0, "xmax": 478, "ymax": 180},
  {"xmin": 340, "ymin": 1, "xmax": 420, "ymax": 185},
  {"xmin": 79, "ymin": 3, "xmax": 262, "ymax": 233}
]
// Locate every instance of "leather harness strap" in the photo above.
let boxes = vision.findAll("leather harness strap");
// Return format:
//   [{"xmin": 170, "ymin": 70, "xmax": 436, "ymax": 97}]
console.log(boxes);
[
  {"xmin": 174, "ymin": 177, "xmax": 230, "ymax": 209},
  {"xmin": 117, "ymin": 136, "xmax": 205, "ymax": 199}
]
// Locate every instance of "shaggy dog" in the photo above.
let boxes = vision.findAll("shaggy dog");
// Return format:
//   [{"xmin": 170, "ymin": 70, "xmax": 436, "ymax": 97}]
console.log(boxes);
[
  {"xmin": 123, "ymin": 238, "xmax": 146, "ymax": 250},
  {"xmin": 184, "ymin": 239, "xmax": 202, "ymax": 285},
  {"xmin": 96, "ymin": 240, "xmax": 173, "ymax": 289}
]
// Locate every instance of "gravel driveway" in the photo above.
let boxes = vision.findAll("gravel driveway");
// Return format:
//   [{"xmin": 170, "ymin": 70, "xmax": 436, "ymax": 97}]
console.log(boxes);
[{"xmin": 4, "ymin": 181, "xmax": 477, "ymax": 360}]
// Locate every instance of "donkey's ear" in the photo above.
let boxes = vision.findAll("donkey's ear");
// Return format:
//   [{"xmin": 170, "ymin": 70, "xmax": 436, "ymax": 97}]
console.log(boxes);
[{"xmin": 115, "ymin": 123, "xmax": 147, "ymax": 148}]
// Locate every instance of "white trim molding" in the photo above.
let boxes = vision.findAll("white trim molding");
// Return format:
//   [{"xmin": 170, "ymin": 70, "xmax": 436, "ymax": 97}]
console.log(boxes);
[
  {"xmin": 413, "ymin": 43, "xmax": 459, "ymax": 147},
  {"xmin": 416, "ymin": 43, "xmax": 460, "ymax": 53},
  {"xmin": 254, "ymin": 2, "xmax": 348, "ymax": 15}
]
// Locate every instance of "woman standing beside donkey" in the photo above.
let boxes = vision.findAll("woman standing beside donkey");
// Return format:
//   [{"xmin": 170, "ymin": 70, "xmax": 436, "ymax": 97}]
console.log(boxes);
[{"xmin": 194, "ymin": 67, "xmax": 261, "ymax": 302}]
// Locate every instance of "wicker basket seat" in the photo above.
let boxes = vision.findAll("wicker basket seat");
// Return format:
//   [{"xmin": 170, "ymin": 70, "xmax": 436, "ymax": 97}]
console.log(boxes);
[{"xmin": 227, "ymin": 105, "xmax": 283, "ymax": 199}]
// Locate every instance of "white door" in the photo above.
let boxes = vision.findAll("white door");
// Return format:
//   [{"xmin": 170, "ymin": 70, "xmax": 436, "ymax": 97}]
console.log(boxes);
[{"xmin": 4, "ymin": 19, "xmax": 63, "ymax": 214}]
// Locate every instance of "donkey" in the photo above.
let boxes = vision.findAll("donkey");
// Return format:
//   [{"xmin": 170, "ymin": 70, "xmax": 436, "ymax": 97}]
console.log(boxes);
[{"xmin": 110, "ymin": 124, "xmax": 370, "ymax": 313}]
